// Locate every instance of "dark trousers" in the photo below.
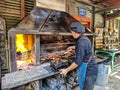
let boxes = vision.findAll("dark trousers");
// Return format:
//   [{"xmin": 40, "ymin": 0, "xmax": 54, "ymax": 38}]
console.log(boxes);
[{"xmin": 83, "ymin": 75, "xmax": 97, "ymax": 90}]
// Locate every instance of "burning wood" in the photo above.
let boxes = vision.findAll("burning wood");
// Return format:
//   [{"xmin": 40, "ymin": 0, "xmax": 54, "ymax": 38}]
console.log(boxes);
[{"xmin": 15, "ymin": 34, "xmax": 35, "ymax": 69}]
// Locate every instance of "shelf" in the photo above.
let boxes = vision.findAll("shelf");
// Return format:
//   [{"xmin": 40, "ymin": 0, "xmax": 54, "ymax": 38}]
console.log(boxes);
[
  {"xmin": 0, "ymin": 31, "xmax": 4, "ymax": 34},
  {"xmin": 96, "ymin": 44, "xmax": 119, "ymax": 47},
  {"xmin": 95, "ymin": 27, "xmax": 119, "ymax": 49},
  {"xmin": 96, "ymin": 41, "xmax": 103, "ymax": 43},
  {"xmin": 96, "ymin": 38, "xmax": 103, "ymax": 39},
  {"xmin": 103, "ymin": 43, "xmax": 119, "ymax": 46},
  {"xmin": 104, "ymin": 36, "xmax": 110, "ymax": 38},
  {"xmin": 8, "ymin": 29, "xmax": 96, "ymax": 36},
  {"xmin": 0, "ymin": 46, "xmax": 5, "ymax": 48},
  {"xmin": 41, "ymin": 42, "xmax": 75, "ymax": 45},
  {"xmin": 96, "ymin": 44, "xmax": 103, "ymax": 46}
]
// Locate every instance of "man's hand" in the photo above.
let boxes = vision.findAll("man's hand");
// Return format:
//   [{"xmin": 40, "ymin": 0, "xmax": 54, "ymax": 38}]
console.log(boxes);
[
  {"xmin": 65, "ymin": 46, "xmax": 75, "ymax": 56},
  {"xmin": 60, "ymin": 62, "xmax": 78, "ymax": 76},
  {"xmin": 59, "ymin": 69, "xmax": 68, "ymax": 76},
  {"xmin": 67, "ymin": 46, "xmax": 75, "ymax": 52}
]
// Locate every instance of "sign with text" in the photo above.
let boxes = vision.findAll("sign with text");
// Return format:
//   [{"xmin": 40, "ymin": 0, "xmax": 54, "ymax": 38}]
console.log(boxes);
[{"xmin": 78, "ymin": 7, "xmax": 86, "ymax": 17}]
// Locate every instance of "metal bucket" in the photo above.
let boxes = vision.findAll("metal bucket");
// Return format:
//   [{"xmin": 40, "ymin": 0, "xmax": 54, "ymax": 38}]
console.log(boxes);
[{"xmin": 95, "ymin": 64, "xmax": 111, "ymax": 86}]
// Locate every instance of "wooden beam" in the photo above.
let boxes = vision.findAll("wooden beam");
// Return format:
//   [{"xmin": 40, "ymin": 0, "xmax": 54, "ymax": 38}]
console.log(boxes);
[
  {"xmin": 36, "ymin": 0, "xmax": 66, "ymax": 12},
  {"xmin": 92, "ymin": 6, "xmax": 95, "ymax": 32},
  {"xmin": 8, "ymin": 33, "xmax": 17, "ymax": 72},
  {"xmin": 21, "ymin": 0, "xmax": 25, "ymax": 19},
  {"xmin": 103, "ymin": 12, "xmax": 107, "ymax": 28},
  {"xmin": 1, "ymin": 8, "xmax": 21, "ymax": 15},
  {"xmin": 101, "ymin": 3, "xmax": 110, "ymax": 7},
  {"xmin": 107, "ymin": 11, "xmax": 120, "ymax": 19},
  {"xmin": 95, "ymin": 5, "xmax": 120, "ymax": 13},
  {"xmin": 35, "ymin": 35, "xmax": 40, "ymax": 64},
  {"xmin": 8, "ymin": 28, "xmax": 96, "ymax": 36},
  {"xmin": 75, "ymin": 0, "xmax": 104, "ymax": 9},
  {"xmin": 94, "ymin": 0, "xmax": 112, "ymax": 5}
]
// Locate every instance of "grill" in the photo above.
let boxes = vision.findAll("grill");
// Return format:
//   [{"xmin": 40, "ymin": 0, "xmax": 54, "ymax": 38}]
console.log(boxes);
[{"xmin": 8, "ymin": 8, "xmax": 95, "ymax": 72}]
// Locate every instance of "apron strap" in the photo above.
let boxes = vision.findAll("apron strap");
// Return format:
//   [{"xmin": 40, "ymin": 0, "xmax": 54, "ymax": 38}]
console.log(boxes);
[{"xmin": 80, "ymin": 36, "xmax": 92, "ymax": 64}]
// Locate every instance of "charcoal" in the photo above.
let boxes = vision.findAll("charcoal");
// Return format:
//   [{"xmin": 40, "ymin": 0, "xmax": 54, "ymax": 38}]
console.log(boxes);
[{"xmin": 50, "ymin": 61, "xmax": 69, "ymax": 70}]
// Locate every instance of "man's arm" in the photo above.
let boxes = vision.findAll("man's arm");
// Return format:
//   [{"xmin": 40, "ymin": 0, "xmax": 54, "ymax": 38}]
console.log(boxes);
[{"xmin": 60, "ymin": 62, "xmax": 78, "ymax": 76}]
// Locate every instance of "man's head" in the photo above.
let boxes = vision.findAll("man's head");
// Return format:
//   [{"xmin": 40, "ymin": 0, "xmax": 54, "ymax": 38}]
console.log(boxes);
[
  {"xmin": 70, "ymin": 21, "xmax": 85, "ymax": 33},
  {"xmin": 70, "ymin": 21, "xmax": 85, "ymax": 39}
]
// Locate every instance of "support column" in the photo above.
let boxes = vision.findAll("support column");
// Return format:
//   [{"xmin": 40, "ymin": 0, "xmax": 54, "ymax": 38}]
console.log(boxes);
[
  {"xmin": 92, "ymin": 6, "xmax": 95, "ymax": 52},
  {"xmin": 103, "ymin": 12, "xmax": 107, "ymax": 28},
  {"xmin": 34, "ymin": 35, "xmax": 42, "ymax": 90},
  {"xmin": 118, "ymin": 20, "xmax": 120, "ymax": 41},
  {"xmin": 92, "ymin": 6, "xmax": 95, "ymax": 32},
  {"xmin": 21, "ymin": 0, "xmax": 25, "ymax": 20},
  {"xmin": 8, "ymin": 31, "xmax": 17, "ymax": 72}
]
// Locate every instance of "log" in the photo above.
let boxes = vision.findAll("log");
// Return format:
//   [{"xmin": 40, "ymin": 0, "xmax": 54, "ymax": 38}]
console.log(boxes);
[
  {"xmin": 36, "ymin": 0, "xmax": 66, "ymax": 12},
  {"xmin": 2, "ymin": 63, "xmax": 59, "ymax": 89}
]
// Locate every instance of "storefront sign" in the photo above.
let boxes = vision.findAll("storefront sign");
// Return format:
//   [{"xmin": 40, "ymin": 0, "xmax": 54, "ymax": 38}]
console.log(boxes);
[{"xmin": 78, "ymin": 7, "xmax": 86, "ymax": 17}]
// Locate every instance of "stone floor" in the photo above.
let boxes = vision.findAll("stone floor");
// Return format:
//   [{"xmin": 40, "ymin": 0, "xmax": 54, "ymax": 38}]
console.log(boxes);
[
  {"xmin": 100, "ymin": 66, "xmax": 120, "ymax": 90},
  {"xmin": 2, "ymin": 65, "xmax": 120, "ymax": 90},
  {"xmin": 74, "ymin": 66, "xmax": 120, "ymax": 90}
]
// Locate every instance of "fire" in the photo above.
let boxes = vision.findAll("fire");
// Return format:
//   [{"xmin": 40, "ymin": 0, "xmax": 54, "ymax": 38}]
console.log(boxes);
[
  {"xmin": 16, "ymin": 34, "xmax": 27, "ymax": 52},
  {"xmin": 16, "ymin": 34, "xmax": 34, "ymax": 69}
]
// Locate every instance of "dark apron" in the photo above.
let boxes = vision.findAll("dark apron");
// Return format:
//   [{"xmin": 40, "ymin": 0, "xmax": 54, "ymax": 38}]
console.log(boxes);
[{"xmin": 76, "ymin": 37, "xmax": 91, "ymax": 90}]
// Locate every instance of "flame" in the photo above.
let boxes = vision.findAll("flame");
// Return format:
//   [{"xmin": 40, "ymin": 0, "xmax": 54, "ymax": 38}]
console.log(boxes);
[
  {"xmin": 16, "ymin": 34, "xmax": 27, "ymax": 52},
  {"xmin": 16, "ymin": 34, "xmax": 34, "ymax": 69}
]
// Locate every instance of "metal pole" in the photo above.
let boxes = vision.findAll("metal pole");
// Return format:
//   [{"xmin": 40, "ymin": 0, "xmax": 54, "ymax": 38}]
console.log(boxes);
[
  {"xmin": 92, "ymin": 6, "xmax": 95, "ymax": 32},
  {"xmin": 103, "ymin": 12, "xmax": 107, "ymax": 28}
]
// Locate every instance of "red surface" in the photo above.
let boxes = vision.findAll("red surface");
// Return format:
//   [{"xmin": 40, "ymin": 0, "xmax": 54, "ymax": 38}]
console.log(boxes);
[
  {"xmin": 73, "ymin": 16, "xmax": 92, "ymax": 29},
  {"xmin": 105, "ymin": 0, "xmax": 120, "ymax": 6},
  {"xmin": 89, "ymin": 0, "xmax": 120, "ymax": 6}
]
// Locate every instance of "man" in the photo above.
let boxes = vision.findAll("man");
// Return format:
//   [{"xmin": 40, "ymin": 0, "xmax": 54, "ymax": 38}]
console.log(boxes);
[{"xmin": 60, "ymin": 21, "xmax": 98, "ymax": 90}]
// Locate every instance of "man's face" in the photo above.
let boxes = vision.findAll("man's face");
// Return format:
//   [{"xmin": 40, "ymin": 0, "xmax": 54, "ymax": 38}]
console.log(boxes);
[{"xmin": 70, "ymin": 30, "xmax": 81, "ymax": 39}]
